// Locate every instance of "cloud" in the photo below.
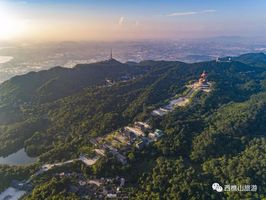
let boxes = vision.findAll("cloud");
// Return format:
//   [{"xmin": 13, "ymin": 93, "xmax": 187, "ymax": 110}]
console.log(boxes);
[
  {"xmin": 118, "ymin": 16, "xmax": 125, "ymax": 25},
  {"xmin": 167, "ymin": 12, "xmax": 197, "ymax": 17},
  {"xmin": 201, "ymin": 9, "xmax": 216, "ymax": 13},
  {"xmin": 117, "ymin": 17, "xmax": 140, "ymax": 28},
  {"xmin": 167, "ymin": 9, "xmax": 216, "ymax": 17}
]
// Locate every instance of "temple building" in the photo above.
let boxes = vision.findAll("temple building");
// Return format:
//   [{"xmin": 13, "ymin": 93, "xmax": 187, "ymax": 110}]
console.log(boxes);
[
  {"xmin": 199, "ymin": 71, "xmax": 208, "ymax": 85},
  {"xmin": 197, "ymin": 70, "xmax": 212, "ymax": 92}
]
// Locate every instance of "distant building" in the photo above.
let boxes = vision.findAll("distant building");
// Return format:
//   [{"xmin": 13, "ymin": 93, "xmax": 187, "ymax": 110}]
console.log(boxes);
[
  {"xmin": 154, "ymin": 129, "xmax": 164, "ymax": 138},
  {"xmin": 136, "ymin": 141, "xmax": 145, "ymax": 149},
  {"xmin": 199, "ymin": 71, "xmax": 208, "ymax": 85},
  {"xmin": 115, "ymin": 134, "xmax": 128, "ymax": 144},
  {"xmin": 95, "ymin": 148, "xmax": 106, "ymax": 157},
  {"xmin": 107, "ymin": 193, "xmax": 117, "ymax": 198},
  {"xmin": 105, "ymin": 79, "xmax": 114, "ymax": 86},
  {"xmin": 216, "ymin": 57, "xmax": 232, "ymax": 63},
  {"xmin": 123, "ymin": 130, "xmax": 137, "ymax": 141},
  {"xmin": 134, "ymin": 121, "xmax": 151, "ymax": 131},
  {"xmin": 152, "ymin": 107, "xmax": 169, "ymax": 116},
  {"xmin": 125, "ymin": 126, "xmax": 145, "ymax": 137},
  {"xmin": 148, "ymin": 132, "xmax": 156, "ymax": 140},
  {"xmin": 136, "ymin": 137, "xmax": 150, "ymax": 149}
]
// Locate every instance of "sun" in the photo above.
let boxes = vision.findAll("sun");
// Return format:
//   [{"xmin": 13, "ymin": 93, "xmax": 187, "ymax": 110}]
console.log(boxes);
[{"xmin": 0, "ymin": 3, "xmax": 28, "ymax": 40}]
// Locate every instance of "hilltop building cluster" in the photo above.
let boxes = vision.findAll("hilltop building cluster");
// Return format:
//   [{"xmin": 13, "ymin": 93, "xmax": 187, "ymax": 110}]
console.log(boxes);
[
  {"xmin": 90, "ymin": 121, "xmax": 164, "ymax": 165},
  {"xmin": 54, "ymin": 172, "xmax": 127, "ymax": 199},
  {"xmin": 189, "ymin": 71, "xmax": 212, "ymax": 93},
  {"xmin": 152, "ymin": 71, "xmax": 212, "ymax": 117},
  {"xmin": 76, "ymin": 176, "xmax": 126, "ymax": 199},
  {"xmin": 216, "ymin": 57, "xmax": 232, "ymax": 62}
]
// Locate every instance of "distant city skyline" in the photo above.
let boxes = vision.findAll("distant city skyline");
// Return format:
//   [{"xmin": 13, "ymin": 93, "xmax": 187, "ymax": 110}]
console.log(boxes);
[{"xmin": 0, "ymin": 0, "xmax": 266, "ymax": 41}]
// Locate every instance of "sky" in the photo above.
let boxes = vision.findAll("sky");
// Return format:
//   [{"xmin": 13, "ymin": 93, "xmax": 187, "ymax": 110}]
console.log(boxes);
[{"xmin": 0, "ymin": 0, "xmax": 266, "ymax": 42}]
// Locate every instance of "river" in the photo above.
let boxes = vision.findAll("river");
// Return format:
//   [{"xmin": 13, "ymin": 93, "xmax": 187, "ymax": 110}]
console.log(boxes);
[{"xmin": 0, "ymin": 148, "xmax": 37, "ymax": 166}]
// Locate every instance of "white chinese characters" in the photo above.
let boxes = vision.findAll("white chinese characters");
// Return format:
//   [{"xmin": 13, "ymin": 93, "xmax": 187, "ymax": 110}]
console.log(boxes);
[{"xmin": 213, "ymin": 183, "xmax": 258, "ymax": 192}]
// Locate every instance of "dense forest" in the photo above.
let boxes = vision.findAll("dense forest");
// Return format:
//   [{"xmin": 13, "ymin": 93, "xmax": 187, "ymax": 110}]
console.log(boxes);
[{"xmin": 0, "ymin": 54, "xmax": 266, "ymax": 199}]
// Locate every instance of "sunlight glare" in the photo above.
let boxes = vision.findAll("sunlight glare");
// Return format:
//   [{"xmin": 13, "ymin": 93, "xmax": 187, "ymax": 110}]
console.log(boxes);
[{"xmin": 0, "ymin": 3, "xmax": 28, "ymax": 40}]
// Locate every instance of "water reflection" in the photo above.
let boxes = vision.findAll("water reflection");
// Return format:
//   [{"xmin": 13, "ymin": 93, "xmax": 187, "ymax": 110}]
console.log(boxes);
[{"xmin": 0, "ymin": 148, "xmax": 37, "ymax": 166}]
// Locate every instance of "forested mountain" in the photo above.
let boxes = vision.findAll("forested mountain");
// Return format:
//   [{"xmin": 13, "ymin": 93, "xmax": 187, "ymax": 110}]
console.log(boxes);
[
  {"xmin": 232, "ymin": 52, "xmax": 266, "ymax": 68},
  {"xmin": 0, "ymin": 53, "xmax": 266, "ymax": 199},
  {"xmin": 0, "ymin": 59, "xmax": 149, "ymax": 105}
]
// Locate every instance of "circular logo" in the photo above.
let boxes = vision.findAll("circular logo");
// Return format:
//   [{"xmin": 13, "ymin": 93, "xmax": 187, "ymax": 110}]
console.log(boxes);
[{"xmin": 212, "ymin": 183, "xmax": 223, "ymax": 192}]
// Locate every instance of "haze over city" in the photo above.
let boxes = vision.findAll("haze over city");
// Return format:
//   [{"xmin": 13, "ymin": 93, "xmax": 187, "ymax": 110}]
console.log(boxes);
[{"xmin": 0, "ymin": 0, "xmax": 266, "ymax": 42}]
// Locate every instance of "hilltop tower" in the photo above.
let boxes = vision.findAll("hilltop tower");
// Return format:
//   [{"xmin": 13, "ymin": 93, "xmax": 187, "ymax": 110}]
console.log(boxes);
[
  {"xmin": 110, "ymin": 48, "xmax": 113, "ymax": 60},
  {"xmin": 199, "ymin": 71, "xmax": 208, "ymax": 84}
]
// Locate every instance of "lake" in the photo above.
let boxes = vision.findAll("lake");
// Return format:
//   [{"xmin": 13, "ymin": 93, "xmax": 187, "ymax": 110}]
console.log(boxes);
[
  {"xmin": 0, "ymin": 148, "xmax": 37, "ymax": 166},
  {"xmin": 0, "ymin": 187, "xmax": 26, "ymax": 200},
  {"xmin": 0, "ymin": 56, "xmax": 13, "ymax": 64}
]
